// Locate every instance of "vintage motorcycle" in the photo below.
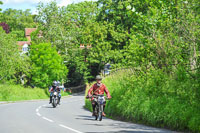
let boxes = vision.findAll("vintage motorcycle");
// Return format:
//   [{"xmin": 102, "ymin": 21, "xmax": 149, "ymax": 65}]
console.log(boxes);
[
  {"xmin": 52, "ymin": 89, "xmax": 60, "ymax": 108},
  {"xmin": 92, "ymin": 94, "xmax": 107, "ymax": 121}
]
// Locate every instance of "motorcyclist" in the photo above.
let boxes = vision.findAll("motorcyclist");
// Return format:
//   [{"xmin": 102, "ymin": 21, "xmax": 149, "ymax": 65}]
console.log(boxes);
[
  {"xmin": 56, "ymin": 80, "xmax": 65, "ymax": 104},
  {"xmin": 87, "ymin": 75, "xmax": 112, "ymax": 116},
  {"xmin": 49, "ymin": 81, "xmax": 63, "ymax": 104}
]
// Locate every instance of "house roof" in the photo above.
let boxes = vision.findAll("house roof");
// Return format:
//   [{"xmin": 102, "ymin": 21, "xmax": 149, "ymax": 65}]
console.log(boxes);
[
  {"xmin": 25, "ymin": 28, "xmax": 37, "ymax": 36},
  {"xmin": 17, "ymin": 41, "xmax": 31, "ymax": 46}
]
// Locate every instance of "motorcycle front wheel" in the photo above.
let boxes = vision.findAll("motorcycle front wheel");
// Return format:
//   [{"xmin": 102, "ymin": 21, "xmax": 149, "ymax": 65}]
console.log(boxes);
[
  {"xmin": 52, "ymin": 98, "xmax": 57, "ymax": 108},
  {"xmin": 99, "ymin": 104, "xmax": 103, "ymax": 121},
  {"xmin": 95, "ymin": 106, "xmax": 98, "ymax": 120}
]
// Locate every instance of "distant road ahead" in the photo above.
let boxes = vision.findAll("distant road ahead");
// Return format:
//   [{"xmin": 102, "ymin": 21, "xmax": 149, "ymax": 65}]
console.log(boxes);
[{"xmin": 0, "ymin": 93, "xmax": 178, "ymax": 133}]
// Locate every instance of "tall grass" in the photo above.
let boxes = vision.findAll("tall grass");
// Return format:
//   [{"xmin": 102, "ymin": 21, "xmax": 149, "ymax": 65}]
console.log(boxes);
[
  {"xmin": 85, "ymin": 69, "xmax": 200, "ymax": 132},
  {"xmin": 0, "ymin": 84, "xmax": 69, "ymax": 101}
]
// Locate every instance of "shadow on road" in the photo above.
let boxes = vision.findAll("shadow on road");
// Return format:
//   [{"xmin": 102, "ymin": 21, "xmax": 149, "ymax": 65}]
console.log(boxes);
[
  {"xmin": 75, "ymin": 115, "xmax": 97, "ymax": 121},
  {"xmin": 82, "ymin": 118, "xmax": 174, "ymax": 133},
  {"xmin": 85, "ymin": 131, "xmax": 158, "ymax": 133},
  {"xmin": 76, "ymin": 114, "xmax": 174, "ymax": 133},
  {"xmin": 44, "ymin": 106, "xmax": 54, "ymax": 108}
]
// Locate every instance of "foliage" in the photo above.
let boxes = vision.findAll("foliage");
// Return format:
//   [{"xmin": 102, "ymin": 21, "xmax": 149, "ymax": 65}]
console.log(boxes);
[
  {"xmin": 0, "ymin": 28, "xmax": 30, "ymax": 83},
  {"xmin": 0, "ymin": 22, "xmax": 9, "ymax": 33},
  {"xmin": 10, "ymin": 30, "xmax": 27, "ymax": 41},
  {"xmin": 85, "ymin": 68, "xmax": 200, "ymax": 132},
  {"xmin": 30, "ymin": 43, "xmax": 68, "ymax": 88},
  {"xmin": 0, "ymin": 1, "xmax": 2, "ymax": 12},
  {"xmin": 0, "ymin": 0, "xmax": 199, "ymax": 131},
  {"xmin": 1, "ymin": 8, "xmax": 36, "ymax": 31}
]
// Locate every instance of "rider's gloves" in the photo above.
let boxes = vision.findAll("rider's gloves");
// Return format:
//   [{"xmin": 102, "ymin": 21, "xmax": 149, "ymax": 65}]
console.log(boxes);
[{"xmin": 107, "ymin": 96, "xmax": 112, "ymax": 99}]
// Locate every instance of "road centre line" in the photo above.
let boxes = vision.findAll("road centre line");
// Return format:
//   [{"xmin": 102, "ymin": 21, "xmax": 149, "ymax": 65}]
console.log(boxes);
[
  {"xmin": 36, "ymin": 112, "xmax": 41, "ymax": 116},
  {"xmin": 59, "ymin": 124, "xmax": 83, "ymax": 133},
  {"xmin": 35, "ymin": 99, "xmax": 83, "ymax": 133},
  {"xmin": 42, "ymin": 117, "xmax": 54, "ymax": 123}
]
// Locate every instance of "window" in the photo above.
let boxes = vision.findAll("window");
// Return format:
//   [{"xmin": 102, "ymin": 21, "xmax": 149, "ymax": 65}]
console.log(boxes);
[{"xmin": 22, "ymin": 44, "xmax": 29, "ymax": 53}]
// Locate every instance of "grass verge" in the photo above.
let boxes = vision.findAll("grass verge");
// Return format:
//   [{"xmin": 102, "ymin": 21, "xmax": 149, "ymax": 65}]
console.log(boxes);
[{"xmin": 0, "ymin": 83, "xmax": 69, "ymax": 101}]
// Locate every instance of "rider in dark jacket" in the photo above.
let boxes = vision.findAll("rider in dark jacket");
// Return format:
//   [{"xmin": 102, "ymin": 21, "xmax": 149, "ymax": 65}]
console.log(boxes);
[{"xmin": 49, "ymin": 81, "xmax": 63, "ymax": 104}]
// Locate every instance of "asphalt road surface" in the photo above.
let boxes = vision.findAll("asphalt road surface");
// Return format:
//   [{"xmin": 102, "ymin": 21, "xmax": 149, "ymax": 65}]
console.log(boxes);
[{"xmin": 0, "ymin": 93, "xmax": 178, "ymax": 133}]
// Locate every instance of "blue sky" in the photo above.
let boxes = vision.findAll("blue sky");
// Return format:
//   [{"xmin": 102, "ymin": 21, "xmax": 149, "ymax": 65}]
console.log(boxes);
[{"xmin": 1, "ymin": 0, "xmax": 93, "ymax": 14}]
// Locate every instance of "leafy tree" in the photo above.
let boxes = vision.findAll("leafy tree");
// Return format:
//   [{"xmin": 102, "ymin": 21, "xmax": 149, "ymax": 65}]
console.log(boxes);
[
  {"xmin": 30, "ymin": 43, "xmax": 68, "ymax": 88},
  {"xmin": 35, "ymin": 1, "xmax": 99, "ymax": 86},
  {"xmin": 1, "ymin": 9, "xmax": 36, "ymax": 31},
  {"xmin": 0, "ymin": 27, "xmax": 30, "ymax": 82}
]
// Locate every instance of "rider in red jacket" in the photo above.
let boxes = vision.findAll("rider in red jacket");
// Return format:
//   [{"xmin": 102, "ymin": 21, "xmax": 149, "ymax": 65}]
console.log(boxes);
[{"xmin": 87, "ymin": 75, "xmax": 111, "ymax": 116}]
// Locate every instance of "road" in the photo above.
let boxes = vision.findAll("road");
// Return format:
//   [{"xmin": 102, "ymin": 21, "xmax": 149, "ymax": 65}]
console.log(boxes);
[{"xmin": 0, "ymin": 93, "xmax": 178, "ymax": 133}]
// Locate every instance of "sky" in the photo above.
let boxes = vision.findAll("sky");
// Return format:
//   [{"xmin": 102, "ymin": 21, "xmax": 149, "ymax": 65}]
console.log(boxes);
[{"xmin": 1, "ymin": 0, "xmax": 92, "ymax": 14}]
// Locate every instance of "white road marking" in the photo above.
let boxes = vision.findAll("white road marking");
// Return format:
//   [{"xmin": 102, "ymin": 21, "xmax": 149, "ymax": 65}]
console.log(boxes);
[
  {"xmin": 37, "ymin": 112, "xmax": 41, "ymax": 116},
  {"xmin": 42, "ymin": 117, "xmax": 54, "ymax": 123},
  {"xmin": 59, "ymin": 124, "xmax": 83, "ymax": 133},
  {"xmin": 35, "ymin": 99, "xmax": 83, "ymax": 133}
]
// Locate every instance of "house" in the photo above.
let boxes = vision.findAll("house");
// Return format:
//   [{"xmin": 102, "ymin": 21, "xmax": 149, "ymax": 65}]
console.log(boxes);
[
  {"xmin": 18, "ymin": 41, "xmax": 31, "ymax": 53},
  {"xmin": 25, "ymin": 28, "xmax": 37, "ymax": 42},
  {"xmin": 80, "ymin": 44, "xmax": 92, "ymax": 49},
  {"xmin": 17, "ymin": 28, "xmax": 37, "ymax": 53}
]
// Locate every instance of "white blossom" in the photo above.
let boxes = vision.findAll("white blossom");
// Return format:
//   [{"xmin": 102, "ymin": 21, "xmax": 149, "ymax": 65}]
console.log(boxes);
[
  {"xmin": 126, "ymin": 5, "xmax": 131, "ymax": 10},
  {"xmin": 132, "ymin": 7, "xmax": 135, "ymax": 12}
]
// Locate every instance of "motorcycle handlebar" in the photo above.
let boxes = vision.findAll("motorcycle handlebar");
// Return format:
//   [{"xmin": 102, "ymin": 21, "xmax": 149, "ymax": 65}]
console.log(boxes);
[{"xmin": 89, "ymin": 95, "xmax": 110, "ymax": 99}]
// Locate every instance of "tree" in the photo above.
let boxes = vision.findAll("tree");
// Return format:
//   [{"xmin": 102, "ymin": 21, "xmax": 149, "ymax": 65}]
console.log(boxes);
[
  {"xmin": 30, "ymin": 43, "xmax": 68, "ymax": 88},
  {"xmin": 1, "ymin": 9, "xmax": 36, "ymax": 31},
  {"xmin": 35, "ymin": 1, "xmax": 99, "ymax": 85},
  {"xmin": 0, "ymin": 27, "xmax": 30, "ymax": 82}
]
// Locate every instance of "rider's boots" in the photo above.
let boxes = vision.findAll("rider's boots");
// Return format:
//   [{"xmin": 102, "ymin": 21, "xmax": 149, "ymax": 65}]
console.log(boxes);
[
  {"xmin": 92, "ymin": 111, "xmax": 95, "ymax": 116},
  {"xmin": 92, "ymin": 104, "xmax": 96, "ymax": 116},
  {"xmin": 49, "ymin": 96, "xmax": 52, "ymax": 104},
  {"xmin": 58, "ymin": 97, "xmax": 61, "ymax": 105},
  {"xmin": 102, "ymin": 105, "xmax": 106, "ymax": 116}
]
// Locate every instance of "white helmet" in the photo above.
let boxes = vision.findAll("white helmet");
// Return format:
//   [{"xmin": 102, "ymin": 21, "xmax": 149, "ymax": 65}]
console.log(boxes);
[
  {"xmin": 53, "ymin": 81, "xmax": 57, "ymax": 86},
  {"xmin": 57, "ymin": 81, "xmax": 60, "ymax": 86}
]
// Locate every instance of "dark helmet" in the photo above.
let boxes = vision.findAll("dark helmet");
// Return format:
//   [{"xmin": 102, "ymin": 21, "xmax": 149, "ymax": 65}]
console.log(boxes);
[
  {"xmin": 53, "ymin": 81, "xmax": 57, "ymax": 86},
  {"xmin": 96, "ymin": 75, "xmax": 102, "ymax": 80}
]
